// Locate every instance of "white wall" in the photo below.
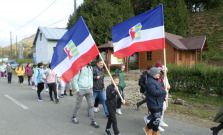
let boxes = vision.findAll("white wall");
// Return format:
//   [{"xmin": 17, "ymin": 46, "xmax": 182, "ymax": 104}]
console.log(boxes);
[
  {"xmin": 36, "ymin": 32, "xmax": 48, "ymax": 64},
  {"xmin": 48, "ymin": 40, "xmax": 58, "ymax": 63}
]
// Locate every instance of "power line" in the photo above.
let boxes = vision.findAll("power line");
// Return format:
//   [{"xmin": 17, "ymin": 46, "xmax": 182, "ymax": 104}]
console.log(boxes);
[{"xmin": 15, "ymin": 0, "xmax": 57, "ymax": 32}]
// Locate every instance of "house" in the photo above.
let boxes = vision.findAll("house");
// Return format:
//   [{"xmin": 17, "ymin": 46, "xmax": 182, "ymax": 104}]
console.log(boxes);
[
  {"xmin": 98, "ymin": 32, "xmax": 209, "ymax": 70},
  {"xmin": 33, "ymin": 27, "xmax": 67, "ymax": 64},
  {"xmin": 138, "ymin": 32, "xmax": 209, "ymax": 69}
]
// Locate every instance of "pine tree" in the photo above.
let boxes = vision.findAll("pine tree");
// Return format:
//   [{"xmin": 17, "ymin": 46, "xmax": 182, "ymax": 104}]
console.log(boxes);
[{"xmin": 67, "ymin": 0, "xmax": 134, "ymax": 45}]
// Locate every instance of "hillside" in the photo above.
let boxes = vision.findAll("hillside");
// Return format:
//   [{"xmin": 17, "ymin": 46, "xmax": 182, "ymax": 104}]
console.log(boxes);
[
  {"xmin": 187, "ymin": 6, "xmax": 223, "ymax": 65},
  {"xmin": 2, "ymin": 34, "xmax": 35, "ymax": 59}
]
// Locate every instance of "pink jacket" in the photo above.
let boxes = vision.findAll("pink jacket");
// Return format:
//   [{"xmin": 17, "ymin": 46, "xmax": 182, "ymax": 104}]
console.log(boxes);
[
  {"xmin": 41, "ymin": 69, "xmax": 57, "ymax": 84},
  {"xmin": 25, "ymin": 67, "xmax": 32, "ymax": 76}
]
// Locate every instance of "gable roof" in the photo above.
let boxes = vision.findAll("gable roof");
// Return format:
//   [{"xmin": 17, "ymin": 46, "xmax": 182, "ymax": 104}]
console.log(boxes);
[{"xmin": 33, "ymin": 27, "xmax": 67, "ymax": 45}]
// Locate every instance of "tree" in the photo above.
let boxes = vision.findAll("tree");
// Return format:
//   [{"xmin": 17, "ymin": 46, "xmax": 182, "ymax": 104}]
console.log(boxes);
[
  {"xmin": 67, "ymin": 0, "xmax": 134, "ymax": 45},
  {"xmin": 131, "ymin": 0, "xmax": 154, "ymax": 15},
  {"xmin": 153, "ymin": 0, "xmax": 190, "ymax": 37}
]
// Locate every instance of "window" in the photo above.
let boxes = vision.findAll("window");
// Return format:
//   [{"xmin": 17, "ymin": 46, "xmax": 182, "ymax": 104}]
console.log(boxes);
[
  {"xmin": 179, "ymin": 51, "xmax": 182, "ymax": 61},
  {"xmin": 40, "ymin": 33, "xmax": 42, "ymax": 41},
  {"xmin": 147, "ymin": 51, "xmax": 152, "ymax": 61}
]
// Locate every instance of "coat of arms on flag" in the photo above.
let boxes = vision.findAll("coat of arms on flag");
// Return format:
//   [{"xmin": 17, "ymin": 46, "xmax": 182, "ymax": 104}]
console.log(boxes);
[
  {"xmin": 64, "ymin": 40, "xmax": 79, "ymax": 60},
  {"xmin": 129, "ymin": 23, "xmax": 142, "ymax": 41}
]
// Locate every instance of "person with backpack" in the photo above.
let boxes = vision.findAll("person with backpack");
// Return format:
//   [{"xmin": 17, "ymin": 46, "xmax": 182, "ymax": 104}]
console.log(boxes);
[
  {"xmin": 114, "ymin": 64, "xmax": 126, "ymax": 115},
  {"xmin": 34, "ymin": 62, "xmax": 44, "ymax": 101}
]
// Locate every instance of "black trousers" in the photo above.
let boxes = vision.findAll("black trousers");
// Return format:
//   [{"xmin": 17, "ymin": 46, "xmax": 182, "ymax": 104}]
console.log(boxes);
[
  {"xmin": 106, "ymin": 105, "xmax": 119, "ymax": 135},
  {"xmin": 27, "ymin": 76, "xmax": 31, "ymax": 85},
  {"xmin": 48, "ymin": 83, "xmax": 58, "ymax": 99},
  {"xmin": 18, "ymin": 76, "xmax": 24, "ymax": 83},
  {"xmin": 37, "ymin": 83, "xmax": 44, "ymax": 98},
  {"xmin": 94, "ymin": 97, "xmax": 100, "ymax": 107},
  {"xmin": 8, "ymin": 72, "xmax": 12, "ymax": 83},
  {"xmin": 137, "ymin": 98, "xmax": 147, "ymax": 107},
  {"xmin": 147, "ymin": 108, "xmax": 162, "ymax": 131}
]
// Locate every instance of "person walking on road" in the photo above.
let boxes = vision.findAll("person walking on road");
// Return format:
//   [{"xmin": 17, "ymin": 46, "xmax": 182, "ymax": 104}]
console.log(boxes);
[
  {"xmin": 0, "ymin": 62, "xmax": 6, "ymax": 79},
  {"xmin": 25, "ymin": 63, "xmax": 32, "ymax": 85},
  {"xmin": 41, "ymin": 63, "xmax": 59, "ymax": 104},
  {"xmin": 71, "ymin": 63, "xmax": 99, "ymax": 128},
  {"xmin": 6, "ymin": 62, "xmax": 13, "ymax": 84},
  {"xmin": 34, "ymin": 62, "xmax": 44, "ymax": 101},
  {"xmin": 105, "ymin": 74, "xmax": 125, "ymax": 135},
  {"xmin": 31, "ymin": 64, "xmax": 37, "ymax": 90},
  {"xmin": 115, "ymin": 64, "xmax": 126, "ymax": 115},
  {"xmin": 15, "ymin": 63, "xmax": 25, "ymax": 87},
  {"xmin": 93, "ymin": 59, "xmax": 109, "ymax": 117},
  {"xmin": 143, "ymin": 67, "xmax": 166, "ymax": 135}
]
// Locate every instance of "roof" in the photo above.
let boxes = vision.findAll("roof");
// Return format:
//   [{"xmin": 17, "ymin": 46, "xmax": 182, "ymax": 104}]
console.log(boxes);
[
  {"xmin": 98, "ymin": 33, "xmax": 208, "ymax": 52},
  {"xmin": 33, "ymin": 27, "xmax": 67, "ymax": 45}
]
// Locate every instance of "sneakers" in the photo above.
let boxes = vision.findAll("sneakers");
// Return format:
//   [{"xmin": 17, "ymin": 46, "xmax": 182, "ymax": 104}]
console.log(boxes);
[
  {"xmin": 60, "ymin": 94, "xmax": 64, "ymax": 98},
  {"xmin": 116, "ymin": 109, "xmax": 122, "ymax": 115},
  {"xmin": 72, "ymin": 117, "xmax": 79, "ymax": 124},
  {"xmin": 91, "ymin": 121, "xmax": 99, "ymax": 128},
  {"xmin": 55, "ymin": 99, "xmax": 59, "ymax": 104},
  {"xmin": 143, "ymin": 126, "xmax": 152, "ymax": 135},
  {"xmin": 45, "ymin": 88, "xmax": 49, "ymax": 92},
  {"xmin": 160, "ymin": 121, "xmax": 168, "ymax": 127},
  {"xmin": 144, "ymin": 116, "xmax": 150, "ymax": 124},
  {"xmin": 158, "ymin": 126, "xmax": 164, "ymax": 132},
  {"xmin": 38, "ymin": 97, "xmax": 43, "ymax": 101},
  {"xmin": 50, "ymin": 98, "xmax": 54, "ymax": 102},
  {"xmin": 104, "ymin": 129, "xmax": 111, "ymax": 135},
  {"xmin": 94, "ymin": 107, "xmax": 100, "ymax": 113}
]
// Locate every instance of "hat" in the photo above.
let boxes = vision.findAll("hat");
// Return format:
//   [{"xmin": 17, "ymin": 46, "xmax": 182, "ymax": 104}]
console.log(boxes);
[
  {"xmin": 155, "ymin": 62, "xmax": 162, "ymax": 68},
  {"xmin": 150, "ymin": 67, "xmax": 160, "ymax": 77}
]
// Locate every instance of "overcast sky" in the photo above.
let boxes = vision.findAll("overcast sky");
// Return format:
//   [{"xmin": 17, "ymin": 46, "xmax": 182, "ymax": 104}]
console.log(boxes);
[{"xmin": 0, "ymin": 0, "xmax": 84, "ymax": 47}]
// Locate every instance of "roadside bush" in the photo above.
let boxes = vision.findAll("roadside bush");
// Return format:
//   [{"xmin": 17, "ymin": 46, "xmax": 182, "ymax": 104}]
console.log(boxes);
[
  {"xmin": 15, "ymin": 59, "xmax": 34, "ymax": 64},
  {"xmin": 167, "ymin": 63, "xmax": 223, "ymax": 96}
]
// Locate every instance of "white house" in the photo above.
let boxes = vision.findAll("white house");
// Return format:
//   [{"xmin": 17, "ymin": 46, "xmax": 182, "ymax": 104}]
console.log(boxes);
[{"xmin": 33, "ymin": 27, "xmax": 67, "ymax": 64}]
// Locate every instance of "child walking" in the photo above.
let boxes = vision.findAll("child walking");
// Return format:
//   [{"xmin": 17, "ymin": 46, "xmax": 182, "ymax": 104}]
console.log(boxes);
[
  {"xmin": 25, "ymin": 63, "xmax": 32, "ymax": 85},
  {"xmin": 15, "ymin": 63, "xmax": 25, "ymax": 87},
  {"xmin": 105, "ymin": 74, "xmax": 125, "ymax": 135},
  {"xmin": 41, "ymin": 63, "xmax": 59, "ymax": 103},
  {"xmin": 34, "ymin": 62, "xmax": 44, "ymax": 101},
  {"xmin": 31, "ymin": 64, "xmax": 37, "ymax": 90},
  {"xmin": 6, "ymin": 62, "xmax": 13, "ymax": 84}
]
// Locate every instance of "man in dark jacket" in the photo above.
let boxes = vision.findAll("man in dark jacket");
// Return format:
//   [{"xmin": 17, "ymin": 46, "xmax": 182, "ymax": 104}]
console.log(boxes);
[
  {"xmin": 93, "ymin": 59, "xmax": 109, "ymax": 117},
  {"xmin": 143, "ymin": 67, "xmax": 166, "ymax": 135},
  {"xmin": 136, "ymin": 66, "xmax": 152, "ymax": 109}
]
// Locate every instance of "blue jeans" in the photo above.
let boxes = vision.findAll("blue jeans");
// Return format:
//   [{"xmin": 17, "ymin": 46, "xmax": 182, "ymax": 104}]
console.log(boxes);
[{"xmin": 93, "ymin": 90, "xmax": 109, "ymax": 116}]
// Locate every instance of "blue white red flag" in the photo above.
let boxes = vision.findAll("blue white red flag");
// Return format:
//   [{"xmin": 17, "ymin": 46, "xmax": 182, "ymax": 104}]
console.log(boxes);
[
  {"xmin": 112, "ymin": 4, "xmax": 165, "ymax": 58},
  {"xmin": 51, "ymin": 17, "xmax": 99, "ymax": 83}
]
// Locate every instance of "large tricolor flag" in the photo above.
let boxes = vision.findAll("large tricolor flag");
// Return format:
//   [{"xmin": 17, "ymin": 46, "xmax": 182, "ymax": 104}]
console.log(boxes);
[
  {"xmin": 112, "ymin": 4, "xmax": 165, "ymax": 58},
  {"xmin": 51, "ymin": 17, "xmax": 99, "ymax": 83}
]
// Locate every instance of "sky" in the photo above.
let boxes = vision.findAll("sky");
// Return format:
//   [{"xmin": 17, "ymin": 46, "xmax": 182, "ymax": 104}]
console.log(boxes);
[{"xmin": 0, "ymin": 0, "xmax": 84, "ymax": 47}]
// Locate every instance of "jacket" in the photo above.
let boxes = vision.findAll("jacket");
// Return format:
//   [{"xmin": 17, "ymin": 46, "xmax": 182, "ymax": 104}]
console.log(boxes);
[
  {"xmin": 41, "ymin": 68, "xmax": 57, "ymax": 84},
  {"xmin": 0, "ymin": 65, "xmax": 6, "ymax": 72},
  {"xmin": 25, "ymin": 67, "xmax": 32, "ymax": 76},
  {"xmin": 15, "ymin": 67, "xmax": 25, "ymax": 76},
  {"xmin": 6, "ymin": 65, "xmax": 13, "ymax": 73},
  {"xmin": 213, "ymin": 106, "xmax": 223, "ymax": 123},
  {"xmin": 105, "ymin": 84, "xmax": 123, "ymax": 109},
  {"xmin": 115, "ymin": 69, "xmax": 126, "ymax": 89},
  {"xmin": 34, "ymin": 67, "xmax": 44, "ymax": 85},
  {"xmin": 93, "ymin": 66, "xmax": 104, "ymax": 91},
  {"xmin": 138, "ymin": 71, "xmax": 150, "ymax": 93},
  {"xmin": 72, "ymin": 66, "xmax": 93, "ymax": 92},
  {"xmin": 145, "ymin": 76, "xmax": 166, "ymax": 110}
]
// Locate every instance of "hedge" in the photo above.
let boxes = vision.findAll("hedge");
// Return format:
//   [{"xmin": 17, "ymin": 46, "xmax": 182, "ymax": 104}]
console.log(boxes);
[{"xmin": 167, "ymin": 63, "xmax": 223, "ymax": 96}]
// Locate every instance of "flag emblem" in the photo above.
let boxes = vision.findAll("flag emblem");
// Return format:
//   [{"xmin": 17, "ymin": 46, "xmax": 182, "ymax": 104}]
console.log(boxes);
[
  {"xmin": 129, "ymin": 23, "xmax": 142, "ymax": 41},
  {"xmin": 64, "ymin": 40, "xmax": 79, "ymax": 60}
]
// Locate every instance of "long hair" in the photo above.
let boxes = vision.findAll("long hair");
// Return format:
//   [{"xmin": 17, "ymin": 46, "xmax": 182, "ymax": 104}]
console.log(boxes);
[
  {"xmin": 17, "ymin": 63, "xmax": 24, "ymax": 71},
  {"xmin": 26, "ymin": 63, "xmax": 30, "ymax": 68}
]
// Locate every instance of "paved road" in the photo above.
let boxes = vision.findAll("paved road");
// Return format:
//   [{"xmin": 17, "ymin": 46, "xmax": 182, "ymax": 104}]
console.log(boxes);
[{"xmin": 0, "ymin": 76, "xmax": 222, "ymax": 135}]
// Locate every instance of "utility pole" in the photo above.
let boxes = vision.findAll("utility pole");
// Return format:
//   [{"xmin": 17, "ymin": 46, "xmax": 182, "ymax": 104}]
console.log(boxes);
[
  {"xmin": 16, "ymin": 35, "xmax": 17, "ymax": 61},
  {"xmin": 74, "ymin": 0, "xmax": 76, "ymax": 13},
  {"xmin": 10, "ymin": 32, "xmax": 12, "ymax": 59}
]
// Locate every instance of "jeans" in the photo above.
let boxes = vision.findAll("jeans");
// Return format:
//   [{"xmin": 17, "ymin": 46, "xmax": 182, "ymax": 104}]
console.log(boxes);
[
  {"xmin": 93, "ymin": 90, "xmax": 109, "ymax": 116},
  {"xmin": 147, "ymin": 108, "xmax": 162, "ymax": 131}
]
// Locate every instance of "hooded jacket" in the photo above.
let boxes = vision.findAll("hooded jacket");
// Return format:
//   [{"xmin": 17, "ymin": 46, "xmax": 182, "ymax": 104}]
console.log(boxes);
[
  {"xmin": 115, "ymin": 69, "xmax": 126, "ymax": 89},
  {"xmin": 105, "ymin": 84, "xmax": 123, "ymax": 109},
  {"xmin": 93, "ymin": 66, "xmax": 104, "ymax": 91},
  {"xmin": 145, "ymin": 76, "xmax": 166, "ymax": 110},
  {"xmin": 34, "ymin": 67, "xmax": 44, "ymax": 85}
]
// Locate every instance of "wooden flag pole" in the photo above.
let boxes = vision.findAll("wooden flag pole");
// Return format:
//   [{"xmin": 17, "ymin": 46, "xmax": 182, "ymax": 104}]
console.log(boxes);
[
  {"xmin": 98, "ymin": 53, "xmax": 124, "ymax": 102},
  {"xmin": 163, "ymin": 48, "xmax": 168, "ymax": 107}
]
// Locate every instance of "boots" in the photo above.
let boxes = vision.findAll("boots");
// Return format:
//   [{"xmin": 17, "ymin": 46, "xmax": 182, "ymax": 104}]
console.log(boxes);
[
  {"xmin": 70, "ymin": 90, "xmax": 73, "ymax": 96},
  {"xmin": 143, "ymin": 126, "xmax": 152, "ymax": 135},
  {"xmin": 211, "ymin": 123, "xmax": 223, "ymax": 135},
  {"xmin": 64, "ymin": 90, "xmax": 67, "ymax": 95},
  {"xmin": 152, "ymin": 131, "xmax": 160, "ymax": 135}
]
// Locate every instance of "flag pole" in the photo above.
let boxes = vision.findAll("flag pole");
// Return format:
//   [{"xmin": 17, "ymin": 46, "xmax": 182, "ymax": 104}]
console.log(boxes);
[
  {"xmin": 163, "ymin": 48, "xmax": 168, "ymax": 107},
  {"xmin": 98, "ymin": 53, "xmax": 124, "ymax": 101}
]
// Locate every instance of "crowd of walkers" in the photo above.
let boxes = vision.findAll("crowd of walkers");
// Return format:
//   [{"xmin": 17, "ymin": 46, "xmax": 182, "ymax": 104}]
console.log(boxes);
[{"xmin": 1, "ymin": 60, "xmax": 172, "ymax": 135}]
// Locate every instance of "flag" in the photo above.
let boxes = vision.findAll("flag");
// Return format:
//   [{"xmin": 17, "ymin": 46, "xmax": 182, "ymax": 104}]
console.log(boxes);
[
  {"xmin": 112, "ymin": 4, "xmax": 165, "ymax": 58},
  {"xmin": 51, "ymin": 16, "xmax": 99, "ymax": 83}
]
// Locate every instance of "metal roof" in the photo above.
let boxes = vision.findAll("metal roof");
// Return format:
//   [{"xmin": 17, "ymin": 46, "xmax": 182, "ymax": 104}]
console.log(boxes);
[{"xmin": 33, "ymin": 27, "xmax": 67, "ymax": 45}]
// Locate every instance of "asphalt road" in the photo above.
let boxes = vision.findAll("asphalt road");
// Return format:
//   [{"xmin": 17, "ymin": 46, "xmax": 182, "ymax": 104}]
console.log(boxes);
[{"xmin": 0, "ymin": 76, "xmax": 222, "ymax": 135}]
